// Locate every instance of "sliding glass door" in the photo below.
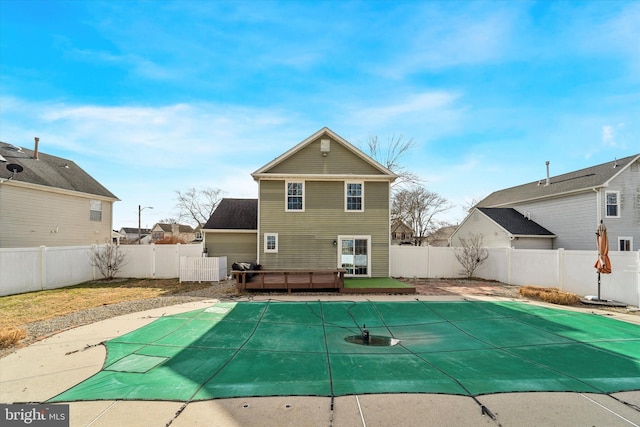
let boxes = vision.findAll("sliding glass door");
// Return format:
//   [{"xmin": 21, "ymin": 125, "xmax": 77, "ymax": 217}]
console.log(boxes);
[{"xmin": 339, "ymin": 236, "xmax": 370, "ymax": 277}]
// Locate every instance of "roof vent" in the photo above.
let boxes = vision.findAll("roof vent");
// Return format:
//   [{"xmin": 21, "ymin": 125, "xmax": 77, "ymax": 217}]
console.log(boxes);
[
  {"xmin": 320, "ymin": 139, "xmax": 330, "ymax": 157},
  {"xmin": 545, "ymin": 161, "xmax": 550, "ymax": 186},
  {"xmin": 613, "ymin": 158, "xmax": 618, "ymax": 168}
]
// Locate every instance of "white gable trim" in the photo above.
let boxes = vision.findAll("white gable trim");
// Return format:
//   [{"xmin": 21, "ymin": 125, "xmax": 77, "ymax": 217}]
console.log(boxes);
[{"xmin": 251, "ymin": 127, "xmax": 397, "ymax": 179}]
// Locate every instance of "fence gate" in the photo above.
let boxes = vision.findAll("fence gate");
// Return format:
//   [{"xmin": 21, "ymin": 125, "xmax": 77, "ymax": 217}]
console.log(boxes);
[{"xmin": 179, "ymin": 256, "xmax": 227, "ymax": 282}]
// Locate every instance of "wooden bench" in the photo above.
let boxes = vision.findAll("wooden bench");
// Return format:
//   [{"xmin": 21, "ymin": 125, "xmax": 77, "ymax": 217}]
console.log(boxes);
[{"xmin": 233, "ymin": 269, "xmax": 346, "ymax": 292}]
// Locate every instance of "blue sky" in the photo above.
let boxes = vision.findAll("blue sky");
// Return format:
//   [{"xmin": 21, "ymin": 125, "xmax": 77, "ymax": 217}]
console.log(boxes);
[{"xmin": 1, "ymin": 0, "xmax": 638, "ymax": 230}]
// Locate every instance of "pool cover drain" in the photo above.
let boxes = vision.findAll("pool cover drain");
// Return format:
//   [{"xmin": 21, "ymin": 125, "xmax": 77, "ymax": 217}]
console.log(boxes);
[
  {"xmin": 345, "ymin": 325, "xmax": 400, "ymax": 346},
  {"xmin": 345, "ymin": 335, "xmax": 401, "ymax": 346}
]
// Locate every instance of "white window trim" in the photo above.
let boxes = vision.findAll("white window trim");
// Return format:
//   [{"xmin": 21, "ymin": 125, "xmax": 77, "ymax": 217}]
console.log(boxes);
[
  {"xmin": 89, "ymin": 200, "xmax": 103, "ymax": 222},
  {"xmin": 605, "ymin": 190, "xmax": 620, "ymax": 218},
  {"xmin": 344, "ymin": 181, "xmax": 364, "ymax": 212},
  {"xmin": 264, "ymin": 233, "xmax": 278, "ymax": 253},
  {"xmin": 285, "ymin": 181, "xmax": 305, "ymax": 212},
  {"xmin": 618, "ymin": 236, "xmax": 633, "ymax": 251}
]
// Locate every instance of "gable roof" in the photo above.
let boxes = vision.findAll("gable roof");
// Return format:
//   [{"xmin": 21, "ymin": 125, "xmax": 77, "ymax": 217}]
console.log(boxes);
[
  {"xmin": 0, "ymin": 141, "xmax": 118, "ymax": 199},
  {"xmin": 204, "ymin": 198, "xmax": 258, "ymax": 230},
  {"xmin": 252, "ymin": 127, "xmax": 397, "ymax": 180},
  {"xmin": 153, "ymin": 223, "xmax": 195, "ymax": 233},
  {"xmin": 120, "ymin": 227, "xmax": 151, "ymax": 234},
  {"xmin": 478, "ymin": 153, "xmax": 640, "ymax": 207},
  {"xmin": 478, "ymin": 207, "xmax": 555, "ymax": 236}
]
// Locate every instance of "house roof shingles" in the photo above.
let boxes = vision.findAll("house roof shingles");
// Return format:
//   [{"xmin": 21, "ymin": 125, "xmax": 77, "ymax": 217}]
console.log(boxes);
[
  {"xmin": 204, "ymin": 198, "xmax": 258, "ymax": 230},
  {"xmin": 478, "ymin": 207, "xmax": 555, "ymax": 236},
  {"xmin": 0, "ymin": 141, "xmax": 118, "ymax": 199},
  {"xmin": 478, "ymin": 154, "xmax": 640, "ymax": 207},
  {"xmin": 154, "ymin": 223, "xmax": 195, "ymax": 233}
]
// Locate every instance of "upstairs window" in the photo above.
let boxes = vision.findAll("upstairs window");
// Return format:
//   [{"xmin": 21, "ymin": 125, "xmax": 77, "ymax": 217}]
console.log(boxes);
[
  {"xmin": 89, "ymin": 200, "xmax": 102, "ymax": 221},
  {"xmin": 286, "ymin": 182, "xmax": 304, "ymax": 211},
  {"xmin": 345, "ymin": 182, "xmax": 363, "ymax": 211},
  {"xmin": 605, "ymin": 191, "xmax": 620, "ymax": 218}
]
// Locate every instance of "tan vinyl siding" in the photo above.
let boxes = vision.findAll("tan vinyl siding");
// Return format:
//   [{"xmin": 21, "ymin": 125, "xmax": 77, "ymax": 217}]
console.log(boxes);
[
  {"xmin": 267, "ymin": 138, "xmax": 384, "ymax": 175},
  {"xmin": 0, "ymin": 184, "xmax": 113, "ymax": 248},
  {"xmin": 204, "ymin": 232, "xmax": 257, "ymax": 274},
  {"xmin": 258, "ymin": 180, "xmax": 390, "ymax": 276}
]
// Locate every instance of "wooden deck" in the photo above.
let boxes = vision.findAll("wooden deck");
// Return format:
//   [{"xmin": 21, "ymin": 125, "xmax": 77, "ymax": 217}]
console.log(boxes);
[
  {"xmin": 233, "ymin": 269, "xmax": 416, "ymax": 294},
  {"xmin": 233, "ymin": 269, "xmax": 346, "ymax": 292}
]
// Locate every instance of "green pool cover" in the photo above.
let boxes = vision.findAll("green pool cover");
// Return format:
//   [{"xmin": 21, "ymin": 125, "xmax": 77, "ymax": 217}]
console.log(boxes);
[{"xmin": 49, "ymin": 301, "xmax": 640, "ymax": 402}]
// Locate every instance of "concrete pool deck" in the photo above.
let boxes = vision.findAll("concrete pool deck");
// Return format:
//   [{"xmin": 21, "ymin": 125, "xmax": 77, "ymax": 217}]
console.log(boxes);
[{"xmin": 1, "ymin": 295, "xmax": 639, "ymax": 427}]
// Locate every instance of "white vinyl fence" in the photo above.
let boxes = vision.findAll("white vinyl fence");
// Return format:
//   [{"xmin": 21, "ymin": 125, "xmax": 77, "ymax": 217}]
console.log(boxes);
[
  {"xmin": 0, "ymin": 243, "xmax": 205, "ymax": 296},
  {"xmin": 179, "ymin": 256, "xmax": 227, "ymax": 283},
  {"xmin": 2, "ymin": 243, "xmax": 639, "ymax": 306},
  {"xmin": 391, "ymin": 246, "xmax": 640, "ymax": 307}
]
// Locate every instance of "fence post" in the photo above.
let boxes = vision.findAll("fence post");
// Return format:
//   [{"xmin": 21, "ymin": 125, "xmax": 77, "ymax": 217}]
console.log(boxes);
[
  {"xmin": 39, "ymin": 245, "xmax": 46, "ymax": 291},
  {"xmin": 151, "ymin": 244, "xmax": 156, "ymax": 278},
  {"xmin": 636, "ymin": 250, "xmax": 640, "ymax": 307},
  {"xmin": 506, "ymin": 247, "xmax": 512, "ymax": 285},
  {"xmin": 557, "ymin": 248, "xmax": 565, "ymax": 290},
  {"xmin": 426, "ymin": 245, "xmax": 431, "ymax": 278}
]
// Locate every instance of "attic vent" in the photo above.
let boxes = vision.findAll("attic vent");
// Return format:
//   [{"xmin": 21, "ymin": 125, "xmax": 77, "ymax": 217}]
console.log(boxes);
[{"xmin": 320, "ymin": 139, "xmax": 330, "ymax": 156}]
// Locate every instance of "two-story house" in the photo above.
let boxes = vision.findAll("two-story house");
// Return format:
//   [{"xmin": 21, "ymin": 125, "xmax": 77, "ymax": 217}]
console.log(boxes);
[
  {"xmin": 451, "ymin": 154, "xmax": 640, "ymax": 250},
  {"xmin": 0, "ymin": 139, "xmax": 119, "ymax": 248},
  {"xmin": 150, "ymin": 223, "xmax": 197, "ymax": 243},
  {"xmin": 203, "ymin": 128, "xmax": 397, "ymax": 277}
]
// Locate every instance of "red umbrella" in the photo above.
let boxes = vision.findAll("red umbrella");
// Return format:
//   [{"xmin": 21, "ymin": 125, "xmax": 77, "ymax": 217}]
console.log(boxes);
[{"xmin": 594, "ymin": 221, "xmax": 612, "ymax": 300}]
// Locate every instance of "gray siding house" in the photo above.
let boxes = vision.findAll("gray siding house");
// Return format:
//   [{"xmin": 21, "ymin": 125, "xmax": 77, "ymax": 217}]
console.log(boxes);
[
  {"xmin": 0, "ymin": 139, "xmax": 119, "ymax": 248},
  {"xmin": 451, "ymin": 154, "xmax": 640, "ymax": 250},
  {"xmin": 203, "ymin": 128, "xmax": 397, "ymax": 277}
]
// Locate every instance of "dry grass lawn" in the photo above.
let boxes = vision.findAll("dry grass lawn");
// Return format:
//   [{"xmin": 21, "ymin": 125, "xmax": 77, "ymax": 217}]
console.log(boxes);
[{"xmin": 0, "ymin": 278, "xmax": 210, "ymax": 348}]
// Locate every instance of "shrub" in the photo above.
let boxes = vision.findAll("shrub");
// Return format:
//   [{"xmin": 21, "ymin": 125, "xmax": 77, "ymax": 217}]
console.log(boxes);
[
  {"xmin": 453, "ymin": 233, "xmax": 489, "ymax": 278},
  {"xmin": 89, "ymin": 244, "xmax": 128, "ymax": 280},
  {"xmin": 0, "ymin": 327, "xmax": 27, "ymax": 349},
  {"xmin": 519, "ymin": 286, "xmax": 580, "ymax": 305}
]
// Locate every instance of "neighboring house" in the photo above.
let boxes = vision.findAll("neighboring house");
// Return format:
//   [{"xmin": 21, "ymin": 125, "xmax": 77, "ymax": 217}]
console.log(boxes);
[
  {"xmin": 0, "ymin": 139, "xmax": 119, "ymax": 248},
  {"xmin": 391, "ymin": 219, "xmax": 414, "ymax": 245},
  {"xmin": 118, "ymin": 227, "xmax": 151, "ymax": 244},
  {"xmin": 426, "ymin": 225, "xmax": 457, "ymax": 247},
  {"xmin": 150, "ymin": 223, "xmax": 196, "ymax": 243},
  {"xmin": 203, "ymin": 127, "xmax": 397, "ymax": 277},
  {"xmin": 452, "ymin": 208, "xmax": 556, "ymax": 249},
  {"xmin": 451, "ymin": 154, "xmax": 640, "ymax": 250}
]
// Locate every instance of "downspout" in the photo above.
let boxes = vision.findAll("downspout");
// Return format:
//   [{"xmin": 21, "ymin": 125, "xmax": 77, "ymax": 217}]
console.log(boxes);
[
  {"xmin": 256, "ymin": 183, "xmax": 261, "ymax": 265},
  {"xmin": 593, "ymin": 188, "xmax": 601, "ymax": 224}
]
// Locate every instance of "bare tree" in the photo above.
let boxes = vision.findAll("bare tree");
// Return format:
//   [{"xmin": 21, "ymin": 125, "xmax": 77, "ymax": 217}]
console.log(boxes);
[
  {"xmin": 365, "ymin": 135, "xmax": 423, "ymax": 189},
  {"xmin": 392, "ymin": 184, "xmax": 453, "ymax": 246},
  {"xmin": 175, "ymin": 187, "xmax": 223, "ymax": 227},
  {"xmin": 89, "ymin": 244, "xmax": 128, "ymax": 280},
  {"xmin": 158, "ymin": 217, "xmax": 178, "ymax": 224},
  {"xmin": 453, "ymin": 233, "xmax": 489, "ymax": 278}
]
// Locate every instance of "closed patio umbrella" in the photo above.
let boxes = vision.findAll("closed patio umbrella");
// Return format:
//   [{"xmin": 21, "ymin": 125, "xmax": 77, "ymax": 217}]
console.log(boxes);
[{"xmin": 594, "ymin": 220, "xmax": 612, "ymax": 300}]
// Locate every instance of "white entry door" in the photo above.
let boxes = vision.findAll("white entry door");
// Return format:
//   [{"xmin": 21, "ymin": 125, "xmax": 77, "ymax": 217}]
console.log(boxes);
[{"xmin": 338, "ymin": 236, "xmax": 371, "ymax": 277}]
